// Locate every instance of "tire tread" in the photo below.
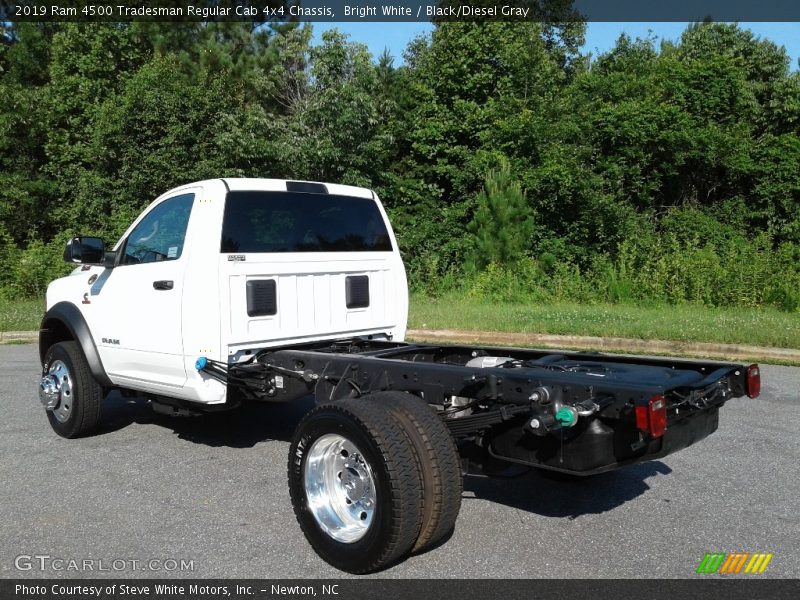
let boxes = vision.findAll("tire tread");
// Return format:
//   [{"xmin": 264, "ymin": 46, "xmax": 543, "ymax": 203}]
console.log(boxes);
[{"xmin": 375, "ymin": 391, "xmax": 463, "ymax": 552}]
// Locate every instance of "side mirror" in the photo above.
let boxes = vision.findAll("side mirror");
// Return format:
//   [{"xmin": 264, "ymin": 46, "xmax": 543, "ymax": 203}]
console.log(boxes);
[
  {"xmin": 64, "ymin": 237, "xmax": 106, "ymax": 265},
  {"xmin": 103, "ymin": 250, "xmax": 117, "ymax": 268}
]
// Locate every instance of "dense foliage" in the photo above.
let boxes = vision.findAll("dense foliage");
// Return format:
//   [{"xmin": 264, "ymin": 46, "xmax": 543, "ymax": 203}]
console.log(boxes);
[{"xmin": 0, "ymin": 21, "xmax": 798, "ymax": 310}]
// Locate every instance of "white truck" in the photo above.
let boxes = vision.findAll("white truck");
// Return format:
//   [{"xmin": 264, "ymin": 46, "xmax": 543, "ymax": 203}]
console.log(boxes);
[{"xmin": 38, "ymin": 178, "xmax": 760, "ymax": 573}]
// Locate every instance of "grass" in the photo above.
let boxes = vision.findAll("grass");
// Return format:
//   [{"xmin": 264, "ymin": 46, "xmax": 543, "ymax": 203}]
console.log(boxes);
[
  {"xmin": 4, "ymin": 294, "xmax": 799, "ymax": 350},
  {"xmin": 0, "ymin": 298, "xmax": 43, "ymax": 332},
  {"xmin": 409, "ymin": 293, "xmax": 800, "ymax": 349}
]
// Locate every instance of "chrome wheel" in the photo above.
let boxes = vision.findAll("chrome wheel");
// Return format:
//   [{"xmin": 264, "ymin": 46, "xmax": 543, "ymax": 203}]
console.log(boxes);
[
  {"xmin": 41, "ymin": 342, "xmax": 104, "ymax": 439},
  {"xmin": 43, "ymin": 360, "xmax": 73, "ymax": 423},
  {"xmin": 289, "ymin": 399, "xmax": 426, "ymax": 572},
  {"xmin": 303, "ymin": 433, "xmax": 377, "ymax": 543}
]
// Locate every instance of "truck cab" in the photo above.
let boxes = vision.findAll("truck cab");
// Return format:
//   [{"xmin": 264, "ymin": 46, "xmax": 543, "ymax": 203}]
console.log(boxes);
[{"xmin": 41, "ymin": 178, "xmax": 408, "ymax": 404}]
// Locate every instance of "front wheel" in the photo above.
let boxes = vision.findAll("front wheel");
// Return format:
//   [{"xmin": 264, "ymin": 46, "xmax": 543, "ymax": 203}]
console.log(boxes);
[
  {"xmin": 40, "ymin": 341, "xmax": 104, "ymax": 438},
  {"xmin": 287, "ymin": 399, "xmax": 423, "ymax": 573}
]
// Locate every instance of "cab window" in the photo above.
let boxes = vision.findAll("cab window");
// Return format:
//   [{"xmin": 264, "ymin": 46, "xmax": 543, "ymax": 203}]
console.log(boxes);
[
  {"xmin": 221, "ymin": 191, "xmax": 392, "ymax": 253},
  {"xmin": 123, "ymin": 194, "xmax": 194, "ymax": 265}
]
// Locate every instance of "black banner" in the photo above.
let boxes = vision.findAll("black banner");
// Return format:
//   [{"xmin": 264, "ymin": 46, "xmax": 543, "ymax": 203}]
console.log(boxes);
[
  {"xmin": 4, "ymin": 0, "xmax": 800, "ymax": 22},
  {"xmin": 2, "ymin": 579, "xmax": 800, "ymax": 600}
]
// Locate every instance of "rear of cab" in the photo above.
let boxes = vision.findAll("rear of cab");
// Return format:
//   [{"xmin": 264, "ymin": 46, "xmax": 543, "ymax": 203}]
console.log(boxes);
[
  {"xmin": 202, "ymin": 179, "xmax": 408, "ymax": 401},
  {"xmin": 216, "ymin": 178, "xmax": 408, "ymax": 355}
]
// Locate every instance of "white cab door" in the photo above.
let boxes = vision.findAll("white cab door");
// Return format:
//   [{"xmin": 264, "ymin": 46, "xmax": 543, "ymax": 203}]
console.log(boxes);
[{"xmin": 89, "ymin": 191, "xmax": 196, "ymax": 391}]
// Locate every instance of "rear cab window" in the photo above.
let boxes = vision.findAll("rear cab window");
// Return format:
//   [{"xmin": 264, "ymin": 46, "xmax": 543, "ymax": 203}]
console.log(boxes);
[{"xmin": 220, "ymin": 191, "xmax": 393, "ymax": 253}]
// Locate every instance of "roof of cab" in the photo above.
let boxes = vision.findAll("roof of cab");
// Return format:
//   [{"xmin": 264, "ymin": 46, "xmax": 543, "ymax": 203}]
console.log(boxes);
[{"xmin": 221, "ymin": 178, "xmax": 373, "ymax": 199}]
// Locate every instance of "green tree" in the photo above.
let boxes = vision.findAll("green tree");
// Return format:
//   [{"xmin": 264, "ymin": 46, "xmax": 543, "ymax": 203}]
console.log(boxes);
[
  {"xmin": 466, "ymin": 161, "xmax": 534, "ymax": 271},
  {"xmin": 385, "ymin": 21, "xmax": 580, "ymax": 275},
  {"xmin": 71, "ymin": 54, "xmax": 244, "ymax": 238},
  {"xmin": 0, "ymin": 24, "xmax": 60, "ymax": 244},
  {"xmin": 269, "ymin": 29, "xmax": 389, "ymax": 186},
  {"xmin": 0, "ymin": 19, "xmax": 798, "ymax": 307}
]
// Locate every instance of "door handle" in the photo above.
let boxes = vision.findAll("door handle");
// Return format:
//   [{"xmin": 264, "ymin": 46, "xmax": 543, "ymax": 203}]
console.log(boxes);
[{"xmin": 153, "ymin": 280, "xmax": 174, "ymax": 290}]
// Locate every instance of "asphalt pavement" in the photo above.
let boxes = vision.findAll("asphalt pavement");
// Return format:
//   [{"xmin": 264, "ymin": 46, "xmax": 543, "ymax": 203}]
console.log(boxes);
[{"xmin": 1, "ymin": 344, "xmax": 798, "ymax": 579}]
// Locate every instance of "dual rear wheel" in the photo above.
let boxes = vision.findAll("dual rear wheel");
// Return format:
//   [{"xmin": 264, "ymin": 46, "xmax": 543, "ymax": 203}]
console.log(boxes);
[{"xmin": 287, "ymin": 392, "xmax": 462, "ymax": 573}]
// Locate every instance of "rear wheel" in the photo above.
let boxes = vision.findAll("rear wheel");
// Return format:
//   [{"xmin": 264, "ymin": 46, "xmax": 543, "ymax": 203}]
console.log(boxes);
[
  {"xmin": 376, "ymin": 391, "xmax": 463, "ymax": 552},
  {"xmin": 40, "ymin": 341, "xmax": 104, "ymax": 438},
  {"xmin": 288, "ymin": 398, "xmax": 423, "ymax": 573}
]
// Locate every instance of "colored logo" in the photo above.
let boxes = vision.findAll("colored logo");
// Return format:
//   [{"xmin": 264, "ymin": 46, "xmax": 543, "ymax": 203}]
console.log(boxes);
[{"xmin": 696, "ymin": 552, "xmax": 773, "ymax": 574}]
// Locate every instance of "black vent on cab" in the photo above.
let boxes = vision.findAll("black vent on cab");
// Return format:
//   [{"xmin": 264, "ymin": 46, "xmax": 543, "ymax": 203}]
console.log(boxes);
[
  {"xmin": 246, "ymin": 280, "xmax": 277, "ymax": 317},
  {"xmin": 286, "ymin": 181, "xmax": 328, "ymax": 194},
  {"xmin": 346, "ymin": 275, "xmax": 370, "ymax": 309}
]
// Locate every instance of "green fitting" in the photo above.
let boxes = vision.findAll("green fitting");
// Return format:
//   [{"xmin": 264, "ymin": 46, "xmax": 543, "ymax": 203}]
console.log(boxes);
[{"xmin": 555, "ymin": 406, "xmax": 577, "ymax": 427}]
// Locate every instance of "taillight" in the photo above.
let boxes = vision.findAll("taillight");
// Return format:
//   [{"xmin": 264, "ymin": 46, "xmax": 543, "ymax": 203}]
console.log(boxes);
[
  {"xmin": 635, "ymin": 405, "xmax": 648, "ymax": 431},
  {"xmin": 746, "ymin": 364, "xmax": 760, "ymax": 398},
  {"xmin": 635, "ymin": 394, "xmax": 667, "ymax": 438}
]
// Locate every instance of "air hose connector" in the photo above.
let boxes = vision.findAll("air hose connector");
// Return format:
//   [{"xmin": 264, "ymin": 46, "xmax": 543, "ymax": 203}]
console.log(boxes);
[{"xmin": 555, "ymin": 406, "xmax": 578, "ymax": 428}]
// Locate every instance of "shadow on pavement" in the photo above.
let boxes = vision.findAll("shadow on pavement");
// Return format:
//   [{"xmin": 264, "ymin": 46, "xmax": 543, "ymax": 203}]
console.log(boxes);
[
  {"xmin": 463, "ymin": 460, "xmax": 672, "ymax": 518},
  {"xmin": 97, "ymin": 390, "xmax": 314, "ymax": 447},
  {"xmin": 97, "ymin": 390, "xmax": 671, "ymax": 516}
]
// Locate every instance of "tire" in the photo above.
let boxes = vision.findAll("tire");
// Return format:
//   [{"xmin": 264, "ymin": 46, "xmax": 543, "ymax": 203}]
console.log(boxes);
[
  {"xmin": 287, "ymin": 398, "xmax": 423, "ymax": 573},
  {"xmin": 41, "ymin": 341, "xmax": 104, "ymax": 438},
  {"xmin": 375, "ymin": 391, "xmax": 463, "ymax": 552}
]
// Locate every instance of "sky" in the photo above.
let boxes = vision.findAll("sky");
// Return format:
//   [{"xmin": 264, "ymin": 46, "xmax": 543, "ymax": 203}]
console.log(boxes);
[{"xmin": 312, "ymin": 21, "xmax": 800, "ymax": 70}]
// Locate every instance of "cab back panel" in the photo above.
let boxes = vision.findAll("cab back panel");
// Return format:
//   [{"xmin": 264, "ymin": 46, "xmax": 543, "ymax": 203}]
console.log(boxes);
[{"xmin": 225, "ymin": 257, "xmax": 396, "ymax": 345}]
